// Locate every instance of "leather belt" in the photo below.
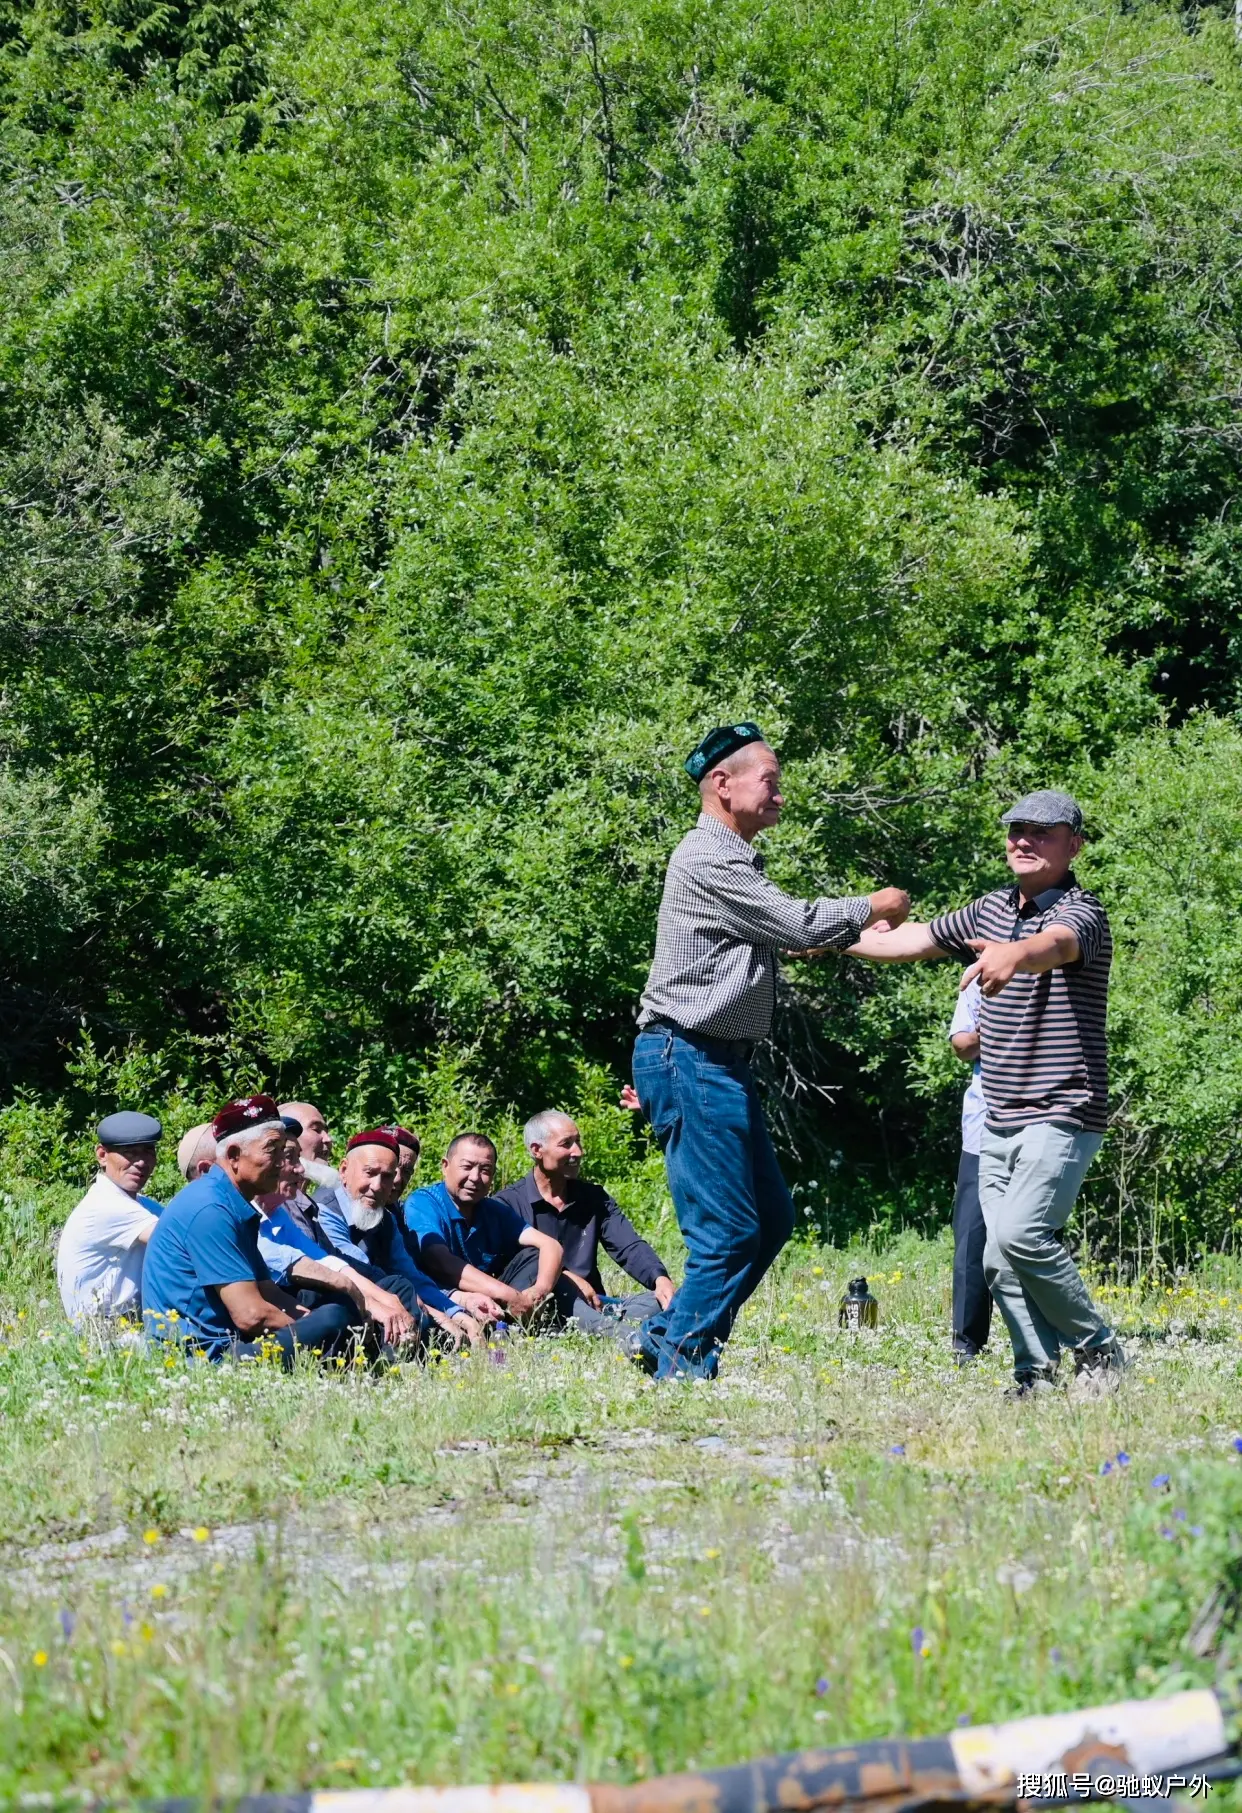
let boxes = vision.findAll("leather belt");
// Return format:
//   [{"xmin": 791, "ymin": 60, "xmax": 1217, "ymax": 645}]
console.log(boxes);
[{"xmin": 643, "ymin": 1016, "xmax": 755, "ymax": 1057}]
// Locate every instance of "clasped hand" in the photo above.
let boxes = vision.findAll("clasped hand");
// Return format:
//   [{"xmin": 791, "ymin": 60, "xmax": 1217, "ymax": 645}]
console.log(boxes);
[{"xmin": 785, "ymin": 885, "xmax": 911, "ymax": 960}]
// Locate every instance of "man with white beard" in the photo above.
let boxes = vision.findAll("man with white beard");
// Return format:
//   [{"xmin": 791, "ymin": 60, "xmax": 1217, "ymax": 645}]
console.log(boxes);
[
  {"xmin": 255, "ymin": 1118, "xmax": 419, "ymax": 1351},
  {"xmin": 312, "ymin": 1129, "xmax": 498, "ymax": 1340}
]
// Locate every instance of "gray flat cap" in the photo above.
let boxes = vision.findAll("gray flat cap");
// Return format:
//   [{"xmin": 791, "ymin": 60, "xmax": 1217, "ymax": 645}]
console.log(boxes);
[
  {"xmin": 96, "ymin": 1110, "xmax": 163, "ymax": 1149},
  {"xmin": 1000, "ymin": 789, "xmax": 1083, "ymax": 833}
]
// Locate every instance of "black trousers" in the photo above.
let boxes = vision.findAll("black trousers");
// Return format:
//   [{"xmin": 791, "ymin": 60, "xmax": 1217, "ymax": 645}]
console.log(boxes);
[
  {"xmin": 498, "ymin": 1246, "xmax": 589, "ymax": 1326},
  {"xmin": 233, "ymin": 1300, "xmax": 355, "ymax": 1369},
  {"xmin": 294, "ymin": 1284, "xmax": 432, "ymax": 1355},
  {"xmin": 370, "ymin": 1272, "xmax": 435, "ymax": 1338},
  {"xmin": 951, "ymin": 1149, "xmax": 992, "ymax": 1355}
]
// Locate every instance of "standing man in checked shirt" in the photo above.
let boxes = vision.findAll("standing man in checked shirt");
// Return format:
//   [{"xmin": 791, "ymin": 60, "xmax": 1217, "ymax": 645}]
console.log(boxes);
[
  {"xmin": 630, "ymin": 722, "xmax": 910, "ymax": 1380},
  {"xmin": 838, "ymin": 789, "xmax": 1126, "ymax": 1399}
]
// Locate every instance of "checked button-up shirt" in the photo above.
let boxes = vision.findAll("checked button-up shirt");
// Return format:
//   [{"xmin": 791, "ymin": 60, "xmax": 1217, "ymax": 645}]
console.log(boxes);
[{"xmin": 637, "ymin": 814, "xmax": 873, "ymax": 1042}]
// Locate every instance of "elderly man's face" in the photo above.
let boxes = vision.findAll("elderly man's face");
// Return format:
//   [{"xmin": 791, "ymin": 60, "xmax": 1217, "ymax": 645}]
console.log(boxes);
[
  {"xmin": 340, "ymin": 1144, "xmax": 398, "ymax": 1211},
  {"xmin": 393, "ymin": 1142, "xmax": 419, "ymax": 1196},
  {"xmin": 277, "ymin": 1135, "xmax": 305, "ymax": 1201},
  {"xmin": 227, "ymin": 1127, "xmax": 286, "ymax": 1196},
  {"xmin": 97, "ymin": 1143, "xmax": 158, "ymax": 1197},
  {"xmin": 442, "ymin": 1141, "xmax": 496, "ymax": 1207},
  {"xmin": 281, "ymin": 1102, "xmax": 333, "ymax": 1163},
  {"xmin": 533, "ymin": 1118, "xmax": 583, "ymax": 1182},
  {"xmin": 709, "ymin": 744, "xmax": 784, "ymax": 833},
  {"xmin": 1005, "ymin": 822, "xmax": 1082, "ymax": 896}
]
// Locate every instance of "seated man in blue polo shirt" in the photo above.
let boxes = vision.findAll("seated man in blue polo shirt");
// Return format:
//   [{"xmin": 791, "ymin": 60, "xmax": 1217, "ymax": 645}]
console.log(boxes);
[
  {"xmin": 142, "ymin": 1095, "xmax": 354, "ymax": 1366},
  {"xmin": 312, "ymin": 1128, "xmax": 495, "ymax": 1342},
  {"xmin": 403, "ymin": 1132, "xmax": 567, "ymax": 1325}
]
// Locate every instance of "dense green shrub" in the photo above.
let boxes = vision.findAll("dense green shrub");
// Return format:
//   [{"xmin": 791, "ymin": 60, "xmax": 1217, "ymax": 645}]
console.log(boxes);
[{"xmin": 1, "ymin": 0, "xmax": 1241, "ymax": 1256}]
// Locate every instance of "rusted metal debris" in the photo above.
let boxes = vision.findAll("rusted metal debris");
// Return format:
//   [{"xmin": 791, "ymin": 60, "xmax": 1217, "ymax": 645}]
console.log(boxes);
[
  {"xmin": 147, "ymin": 1687, "xmax": 1235, "ymax": 1813},
  {"xmin": 590, "ymin": 1737, "xmax": 968, "ymax": 1813}
]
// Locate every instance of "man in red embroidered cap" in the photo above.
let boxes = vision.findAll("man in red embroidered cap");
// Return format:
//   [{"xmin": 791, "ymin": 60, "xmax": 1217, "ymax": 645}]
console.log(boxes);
[
  {"xmin": 142, "ymin": 1095, "xmax": 355, "ymax": 1365},
  {"xmin": 312, "ymin": 1129, "xmax": 498, "ymax": 1340}
]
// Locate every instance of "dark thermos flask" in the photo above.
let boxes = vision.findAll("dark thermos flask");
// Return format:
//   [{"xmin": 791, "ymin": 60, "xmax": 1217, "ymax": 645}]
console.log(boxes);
[{"xmin": 838, "ymin": 1276, "xmax": 879, "ymax": 1330}]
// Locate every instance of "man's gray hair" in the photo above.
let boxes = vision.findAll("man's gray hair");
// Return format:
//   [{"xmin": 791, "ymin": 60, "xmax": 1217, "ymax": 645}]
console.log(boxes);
[
  {"xmin": 215, "ymin": 1119, "xmax": 283, "ymax": 1158},
  {"xmin": 698, "ymin": 738, "xmax": 773, "ymax": 792},
  {"xmin": 523, "ymin": 1109, "xmax": 575, "ymax": 1153}
]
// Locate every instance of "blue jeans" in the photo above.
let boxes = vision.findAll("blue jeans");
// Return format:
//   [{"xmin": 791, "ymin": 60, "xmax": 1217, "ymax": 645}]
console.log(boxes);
[
  {"xmin": 631, "ymin": 1025, "xmax": 795, "ymax": 1379},
  {"xmin": 233, "ymin": 1301, "xmax": 355, "ymax": 1368}
]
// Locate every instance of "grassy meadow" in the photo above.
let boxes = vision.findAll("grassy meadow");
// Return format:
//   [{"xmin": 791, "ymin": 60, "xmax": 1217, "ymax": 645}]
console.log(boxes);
[{"xmin": 4, "ymin": 1225, "xmax": 1242, "ymax": 1802}]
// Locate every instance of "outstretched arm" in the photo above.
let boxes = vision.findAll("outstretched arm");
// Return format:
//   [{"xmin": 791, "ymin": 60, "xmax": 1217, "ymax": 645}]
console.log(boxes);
[
  {"xmin": 844, "ymin": 921, "xmax": 946, "ymax": 962},
  {"xmin": 705, "ymin": 857, "xmax": 910, "ymax": 954}
]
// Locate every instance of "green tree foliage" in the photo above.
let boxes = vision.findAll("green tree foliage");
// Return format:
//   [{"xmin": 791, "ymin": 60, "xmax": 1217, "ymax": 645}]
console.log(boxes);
[{"xmin": 1, "ymin": 0, "xmax": 1241, "ymax": 1250}]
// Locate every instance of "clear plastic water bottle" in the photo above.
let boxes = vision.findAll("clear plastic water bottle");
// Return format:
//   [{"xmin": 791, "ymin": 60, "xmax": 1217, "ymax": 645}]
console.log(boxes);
[{"xmin": 838, "ymin": 1276, "xmax": 879, "ymax": 1331}]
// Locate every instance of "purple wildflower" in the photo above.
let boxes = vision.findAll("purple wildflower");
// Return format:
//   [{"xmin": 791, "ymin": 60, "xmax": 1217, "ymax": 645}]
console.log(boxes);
[
  {"xmin": 814, "ymin": 1676, "xmax": 830, "ymax": 1696},
  {"xmin": 911, "ymin": 1626, "xmax": 925, "ymax": 1655},
  {"xmin": 1190, "ymin": 1525, "xmax": 1204, "ymax": 1538},
  {"xmin": 1160, "ymin": 1527, "xmax": 1175, "ymax": 1541},
  {"xmin": 1050, "ymin": 1648, "xmax": 1062, "ymax": 1664},
  {"xmin": 1099, "ymin": 1460, "xmax": 1113, "ymax": 1475},
  {"xmin": 121, "ymin": 1602, "xmax": 134, "ymax": 1629},
  {"xmin": 1116, "ymin": 1451, "xmax": 1130, "ymax": 1467},
  {"xmin": 1233, "ymin": 1437, "xmax": 1242, "ymax": 1455},
  {"xmin": 1151, "ymin": 1474, "xmax": 1170, "ymax": 1489},
  {"xmin": 889, "ymin": 1444, "xmax": 906, "ymax": 1457},
  {"xmin": 58, "ymin": 1609, "xmax": 75, "ymax": 1640},
  {"xmin": 1174, "ymin": 1508, "xmax": 1187, "ymax": 1522}
]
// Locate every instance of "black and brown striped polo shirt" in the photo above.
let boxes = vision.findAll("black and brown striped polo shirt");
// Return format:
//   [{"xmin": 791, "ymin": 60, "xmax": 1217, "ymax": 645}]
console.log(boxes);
[{"xmin": 929, "ymin": 874, "xmax": 1111, "ymax": 1133}]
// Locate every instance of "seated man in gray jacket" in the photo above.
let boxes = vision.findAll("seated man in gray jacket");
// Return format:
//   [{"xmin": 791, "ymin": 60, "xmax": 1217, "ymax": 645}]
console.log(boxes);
[{"xmin": 494, "ymin": 1111, "xmax": 677, "ymax": 1332}]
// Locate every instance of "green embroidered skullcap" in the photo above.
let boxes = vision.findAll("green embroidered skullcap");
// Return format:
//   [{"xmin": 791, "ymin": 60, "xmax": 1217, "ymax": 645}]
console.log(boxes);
[{"xmin": 684, "ymin": 721, "xmax": 766, "ymax": 783}]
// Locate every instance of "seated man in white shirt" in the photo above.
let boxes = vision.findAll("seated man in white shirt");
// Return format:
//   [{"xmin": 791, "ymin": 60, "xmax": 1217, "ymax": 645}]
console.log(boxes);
[{"xmin": 57, "ymin": 1112, "xmax": 165, "ymax": 1324}]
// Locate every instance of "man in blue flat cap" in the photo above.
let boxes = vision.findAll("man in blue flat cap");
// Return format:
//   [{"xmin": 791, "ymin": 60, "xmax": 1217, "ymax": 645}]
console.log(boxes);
[
  {"xmin": 57, "ymin": 1111, "xmax": 165, "ymax": 1325},
  {"xmin": 630, "ymin": 723, "xmax": 909, "ymax": 1380}
]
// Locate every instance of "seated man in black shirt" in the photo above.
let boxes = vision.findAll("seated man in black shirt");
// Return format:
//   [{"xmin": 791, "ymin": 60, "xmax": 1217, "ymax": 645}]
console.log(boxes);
[{"xmin": 494, "ymin": 1111, "xmax": 677, "ymax": 1334}]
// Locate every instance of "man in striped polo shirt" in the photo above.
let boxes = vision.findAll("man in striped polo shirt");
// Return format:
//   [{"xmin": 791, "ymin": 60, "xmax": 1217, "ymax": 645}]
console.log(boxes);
[{"xmin": 842, "ymin": 790, "xmax": 1124, "ymax": 1398}]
